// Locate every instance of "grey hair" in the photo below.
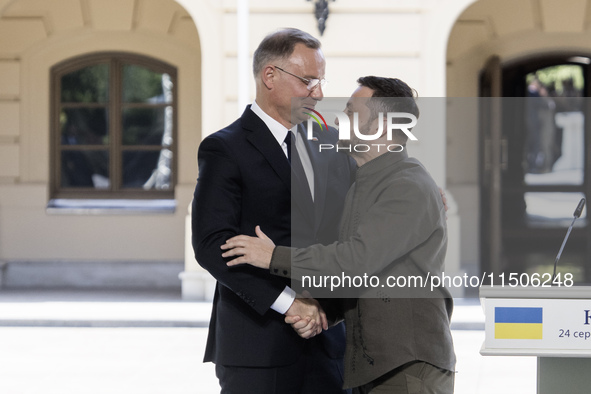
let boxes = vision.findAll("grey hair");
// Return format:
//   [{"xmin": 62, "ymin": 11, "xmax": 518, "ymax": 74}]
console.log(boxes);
[{"xmin": 253, "ymin": 28, "xmax": 321, "ymax": 77}]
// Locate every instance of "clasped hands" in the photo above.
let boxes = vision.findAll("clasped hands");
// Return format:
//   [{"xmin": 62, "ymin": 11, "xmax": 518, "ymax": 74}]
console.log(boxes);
[
  {"xmin": 222, "ymin": 226, "xmax": 327, "ymax": 338},
  {"xmin": 284, "ymin": 294, "xmax": 328, "ymax": 339}
]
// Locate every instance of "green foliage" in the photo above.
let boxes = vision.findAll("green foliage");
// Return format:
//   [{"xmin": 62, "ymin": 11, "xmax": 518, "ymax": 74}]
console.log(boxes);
[
  {"xmin": 61, "ymin": 64, "xmax": 109, "ymax": 103},
  {"xmin": 122, "ymin": 65, "xmax": 167, "ymax": 103},
  {"xmin": 526, "ymin": 64, "xmax": 584, "ymax": 95}
]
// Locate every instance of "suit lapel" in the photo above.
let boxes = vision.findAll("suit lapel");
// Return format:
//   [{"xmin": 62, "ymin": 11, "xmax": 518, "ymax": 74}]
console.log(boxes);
[
  {"xmin": 298, "ymin": 124, "xmax": 329, "ymax": 233},
  {"xmin": 241, "ymin": 107, "xmax": 324, "ymax": 231},
  {"xmin": 289, "ymin": 126, "xmax": 315, "ymax": 229},
  {"xmin": 241, "ymin": 107, "xmax": 291, "ymax": 192}
]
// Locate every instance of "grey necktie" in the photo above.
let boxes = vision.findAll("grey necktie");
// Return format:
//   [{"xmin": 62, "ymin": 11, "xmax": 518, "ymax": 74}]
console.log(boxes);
[{"xmin": 287, "ymin": 130, "xmax": 312, "ymax": 200}]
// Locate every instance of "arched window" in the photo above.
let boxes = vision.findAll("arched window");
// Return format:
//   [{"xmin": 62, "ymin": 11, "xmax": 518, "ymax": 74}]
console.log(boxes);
[{"xmin": 50, "ymin": 53, "xmax": 177, "ymax": 199}]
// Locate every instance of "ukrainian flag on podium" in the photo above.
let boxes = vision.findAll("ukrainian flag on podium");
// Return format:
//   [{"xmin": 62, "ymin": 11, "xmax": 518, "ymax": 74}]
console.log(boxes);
[{"xmin": 494, "ymin": 307, "xmax": 543, "ymax": 339}]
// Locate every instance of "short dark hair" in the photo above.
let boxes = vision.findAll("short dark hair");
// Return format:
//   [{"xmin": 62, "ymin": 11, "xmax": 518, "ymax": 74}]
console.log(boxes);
[
  {"xmin": 357, "ymin": 76, "xmax": 420, "ymax": 145},
  {"xmin": 253, "ymin": 28, "xmax": 321, "ymax": 77}
]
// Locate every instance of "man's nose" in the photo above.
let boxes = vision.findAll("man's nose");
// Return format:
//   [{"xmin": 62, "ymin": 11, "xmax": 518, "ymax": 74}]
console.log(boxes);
[{"xmin": 310, "ymin": 84, "xmax": 324, "ymax": 100}]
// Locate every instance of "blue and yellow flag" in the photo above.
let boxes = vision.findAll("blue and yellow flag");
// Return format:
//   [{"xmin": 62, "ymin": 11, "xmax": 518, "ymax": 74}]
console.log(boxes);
[{"xmin": 494, "ymin": 307, "xmax": 543, "ymax": 340}]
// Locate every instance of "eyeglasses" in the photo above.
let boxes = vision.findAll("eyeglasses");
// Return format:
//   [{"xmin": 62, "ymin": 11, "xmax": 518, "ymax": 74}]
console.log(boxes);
[{"xmin": 274, "ymin": 66, "xmax": 327, "ymax": 92}]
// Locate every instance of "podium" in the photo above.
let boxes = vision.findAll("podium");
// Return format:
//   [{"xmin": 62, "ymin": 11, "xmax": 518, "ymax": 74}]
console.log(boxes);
[{"xmin": 480, "ymin": 285, "xmax": 591, "ymax": 394}]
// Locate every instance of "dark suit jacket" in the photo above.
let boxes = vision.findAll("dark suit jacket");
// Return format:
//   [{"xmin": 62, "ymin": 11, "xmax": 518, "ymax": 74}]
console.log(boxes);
[
  {"xmin": 192, "ymin": 106, "xmax": 353, "ymax": 367},
  {"xmin": 270, "ymin": 152, "xmax": 456, "ymax": 388}
]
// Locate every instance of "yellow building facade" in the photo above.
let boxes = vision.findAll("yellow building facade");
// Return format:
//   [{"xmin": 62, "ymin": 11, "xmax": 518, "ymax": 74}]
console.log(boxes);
[{"xmin": 0, "ymin": 0, "xmax": 589, "ymax": 295}]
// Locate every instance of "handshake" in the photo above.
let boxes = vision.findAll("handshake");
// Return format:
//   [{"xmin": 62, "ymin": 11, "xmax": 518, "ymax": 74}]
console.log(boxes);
[{"xmin": 284, "ymin": 294, "xmax": 328, "ymax": 339}]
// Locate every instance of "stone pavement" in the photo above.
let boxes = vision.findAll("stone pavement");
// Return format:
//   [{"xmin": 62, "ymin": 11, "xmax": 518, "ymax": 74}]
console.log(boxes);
[{"xmin": 0, "ymin": 289, "xmax": 537, "ymax": 393}]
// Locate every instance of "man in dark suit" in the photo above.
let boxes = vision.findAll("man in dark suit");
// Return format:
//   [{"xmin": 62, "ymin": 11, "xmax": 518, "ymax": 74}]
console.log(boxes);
[
  {"xmin": 221, "ymin": 76, "xmax": 456, "ymax": 393},
  {"xmin": 192, "ymin": 28, "xmax": 353, "ymax": 393}
]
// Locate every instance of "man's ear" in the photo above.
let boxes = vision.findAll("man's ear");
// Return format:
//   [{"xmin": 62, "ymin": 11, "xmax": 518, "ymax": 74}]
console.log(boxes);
[{"xmin": 261, "ymin": 65, "xmax": 275, "ymax": 90}]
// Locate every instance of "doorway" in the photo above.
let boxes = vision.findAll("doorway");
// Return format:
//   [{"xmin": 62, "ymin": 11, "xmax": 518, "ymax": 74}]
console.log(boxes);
[{"xmin": 480, "ymin": 54, "xmax": 591, "ymax": 283}]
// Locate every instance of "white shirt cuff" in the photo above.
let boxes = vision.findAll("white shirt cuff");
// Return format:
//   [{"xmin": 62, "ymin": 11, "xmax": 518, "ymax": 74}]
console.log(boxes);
[{"xmin": 270, "ymin": 286, "xmax": 296, "ymax": 314}]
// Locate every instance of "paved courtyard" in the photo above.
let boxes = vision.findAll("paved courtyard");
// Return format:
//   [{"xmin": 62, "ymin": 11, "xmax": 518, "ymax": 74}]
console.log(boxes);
[{"xmin": 0, "ymin": 290, "xmax": 536, "ymax": 394}]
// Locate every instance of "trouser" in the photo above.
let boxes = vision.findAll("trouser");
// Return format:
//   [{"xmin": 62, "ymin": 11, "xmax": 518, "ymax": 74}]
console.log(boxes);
[
  {"xmin": 215, "ymin": 336, "xmax": 350, "ymax": 394},
  {"xmin": 353, "ymin": 361, "xmax": 454, "ymax": 394}
]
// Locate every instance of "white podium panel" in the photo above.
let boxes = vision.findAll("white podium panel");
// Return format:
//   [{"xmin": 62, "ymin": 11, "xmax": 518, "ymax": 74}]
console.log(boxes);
[
  {"xmin": 482, "ymin": 298, "xmax": 591, "ymax": 356},
  {"xmin": 480, "ymin": 285, "xmax": 591, "ymax": 394}
]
